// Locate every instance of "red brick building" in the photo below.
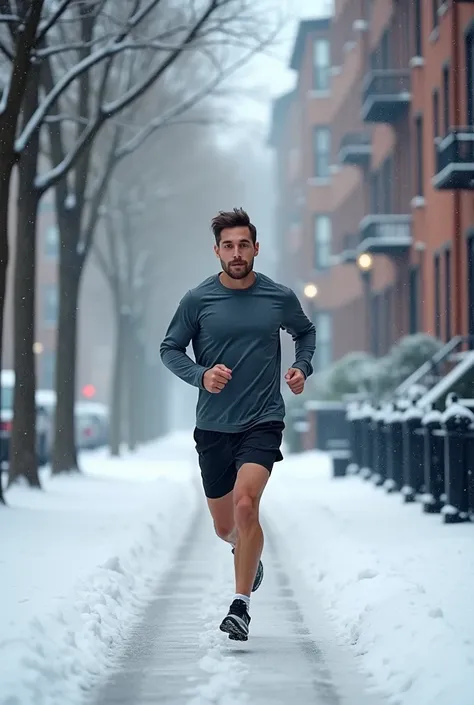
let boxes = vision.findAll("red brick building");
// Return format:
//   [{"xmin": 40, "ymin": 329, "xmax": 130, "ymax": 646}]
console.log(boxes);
[{"xmin": 270, "ymin": 1, "xmax": 474, "ymax": 371}]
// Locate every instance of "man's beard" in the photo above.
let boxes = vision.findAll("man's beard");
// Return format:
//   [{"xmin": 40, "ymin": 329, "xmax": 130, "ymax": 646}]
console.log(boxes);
[{"xmin": 220, "ymin": 258, "xmax": 254, "ymax": 280}]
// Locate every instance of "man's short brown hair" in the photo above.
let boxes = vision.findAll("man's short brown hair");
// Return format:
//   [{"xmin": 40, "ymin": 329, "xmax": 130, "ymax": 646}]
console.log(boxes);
[{"xmin": 211, "ymin": 208, "xmax": 257, "ymax": 245}]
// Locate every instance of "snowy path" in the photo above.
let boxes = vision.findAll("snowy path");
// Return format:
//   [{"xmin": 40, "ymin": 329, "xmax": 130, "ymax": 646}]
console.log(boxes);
[{"xmin": 90, "ymin": 500, "xmax": 383, "ymax": 705}]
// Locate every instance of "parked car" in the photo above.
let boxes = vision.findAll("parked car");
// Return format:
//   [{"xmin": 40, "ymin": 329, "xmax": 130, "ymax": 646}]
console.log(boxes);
[
  {"xmin": 75, "ymin": 401, "xmax": 109, "ymax": 450},
  {"xmin": 35, "ymin": 390, "xmax": 109, "ymax": 452},
  {"xmin": 1, "ymin": 370, "xmax": 51, "ymax": 466}
]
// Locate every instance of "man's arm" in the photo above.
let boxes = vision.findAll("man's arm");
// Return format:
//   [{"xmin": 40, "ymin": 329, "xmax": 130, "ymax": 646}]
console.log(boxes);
[
  {"xmin": 160, "ymin": 290, "xmax": 209, "ymax": 389},
  {"xmin": 282, "ymin": 289, "xmax": 316, "ymax": 379}
]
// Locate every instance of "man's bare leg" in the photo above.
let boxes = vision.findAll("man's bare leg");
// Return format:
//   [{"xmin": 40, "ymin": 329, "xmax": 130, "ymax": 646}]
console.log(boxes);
[
  {"xmin": 207, "ymin": 491, "xmax": 237, "ymax": 545},
  {"xmin": 233, "ymin": 463, "xmax": 269, "ymax": 596}
]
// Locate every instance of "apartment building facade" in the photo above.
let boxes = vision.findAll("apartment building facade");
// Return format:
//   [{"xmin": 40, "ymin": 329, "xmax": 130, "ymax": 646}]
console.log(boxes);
[{"xmin": 270, "ymin": 0, "xmax": 474, "ymax": 371}]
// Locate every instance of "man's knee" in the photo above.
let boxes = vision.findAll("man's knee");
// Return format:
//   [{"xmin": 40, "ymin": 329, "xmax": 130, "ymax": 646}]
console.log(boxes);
[
  {"xmin": 234, "ymin": 494, "xmax": 258, "ymax": 531},
  {"xmin": 213, "ymin": 520, "xmax": 235, "ymax": 542}
]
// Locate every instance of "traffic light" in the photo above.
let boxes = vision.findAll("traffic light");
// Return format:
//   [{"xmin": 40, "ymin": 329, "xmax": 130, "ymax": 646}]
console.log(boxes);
[{"xmin": 82, "ymin": 384, "xmax": 96, "ymax": 399}]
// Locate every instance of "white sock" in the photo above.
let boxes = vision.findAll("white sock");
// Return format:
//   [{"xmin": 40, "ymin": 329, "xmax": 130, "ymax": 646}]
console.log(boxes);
[{"xmin": 233, "ymin": 593, "xmax": 250, "ymax": 609}]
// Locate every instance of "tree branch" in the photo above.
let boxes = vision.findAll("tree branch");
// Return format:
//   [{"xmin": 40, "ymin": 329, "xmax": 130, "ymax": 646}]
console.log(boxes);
[
  {"xmin": 0, "ymin": 37, "xmax": 13, "ymax": 61},
  {"xmin": 115, "ymin": 41, "xmax": 268, "ymax": 159},
  {"xmin": 82, "ymin": 125, "xmax": 122, "ymax": 258},
  {"xmin": 0, "ymin": 0, "xmax": 45, "ymax": 122},
  {"xmin": 100, "ymin": 0, "xmax": 219, "ymax": 118},
  {"xmin": 15, "ymin": 0, "xmax": 164, "ymax": 153},
  {"xmin": 36, "ymin": 0, "xmax": 75, "ymax": 44}
]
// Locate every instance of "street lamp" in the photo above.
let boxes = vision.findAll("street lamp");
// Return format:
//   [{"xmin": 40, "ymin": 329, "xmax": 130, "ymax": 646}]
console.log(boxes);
[
  {"xmin": 357, "ymin": 252, "xmax": 373, "ymax": 273},
  {"xmin": 356, "ymin": 252, "xmax": 374, "ymax": 354},
  {"xmin": 303, "ymin": 283, "xmax": 318, "ymax": 299}
]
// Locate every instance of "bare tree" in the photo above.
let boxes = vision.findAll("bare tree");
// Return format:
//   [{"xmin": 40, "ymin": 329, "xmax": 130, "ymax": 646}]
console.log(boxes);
[
  {"xmin": 42, "ymin": 0, "xmax": 279, "ymax": 473},
  {"xmin": 5, "ymin": 0, "xmax": 279, "ymax": 485},
  {"xmin": 0, "ymin": 1, "xmax": 46, "ymax": 452}
]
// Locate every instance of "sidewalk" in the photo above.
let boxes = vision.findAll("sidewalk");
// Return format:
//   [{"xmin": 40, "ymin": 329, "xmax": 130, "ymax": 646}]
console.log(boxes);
[{"xmin": 90, "ymin": 500, "xmax": 383, "ymax": 705}]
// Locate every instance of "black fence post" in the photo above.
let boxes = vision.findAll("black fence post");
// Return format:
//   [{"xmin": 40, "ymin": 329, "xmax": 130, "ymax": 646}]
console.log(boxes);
[
  {"xmin": 359, "ymin": 402, "xmax": 374, "ymax": 479},
  {"xmin": 421, "ymin": 407, "xmax": 445, "ymax": 513},
  {"xmin": 371, "ymin": 406, "xmax": 388, "ymax": 486},
  {"xmin": 384, "ymin": 404, "xmax": 404, "ymax": 493},
  {"xmin": 401, "ymin": 403, "xmax": 425, "ymax": 502},
  {"xmin": 441, "ymin": 403, "xmax": 474, "ymax": 524},
  {"xmin": 346, "ymin": 402, "xmax": 362, "ymax": 474}
]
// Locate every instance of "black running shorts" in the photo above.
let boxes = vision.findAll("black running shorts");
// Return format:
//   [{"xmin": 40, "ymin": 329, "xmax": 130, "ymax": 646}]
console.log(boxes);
[{"xmin": 193, "ymin": 421, "xmax": 285, "ymax": 499}]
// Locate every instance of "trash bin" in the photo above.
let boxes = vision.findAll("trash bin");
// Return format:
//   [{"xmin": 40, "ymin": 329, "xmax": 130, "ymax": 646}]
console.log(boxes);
[
  {"xmin": 441, "ymin": 402, "xmax": 474, "ymax": 524},
  {"xmin": 305, "ymin": 401, "xmax": 351, "ymax": 478},
  {"xmin": 401, "ymin": 402, "xmax": 425, "ymax": 502},
  {"xmin": 421, "ymin": 407, "xmax": 445, "ymax": 514},
  {"xmin": 384, "ymin": 404, "xmax": 404, "ymax": 493}
]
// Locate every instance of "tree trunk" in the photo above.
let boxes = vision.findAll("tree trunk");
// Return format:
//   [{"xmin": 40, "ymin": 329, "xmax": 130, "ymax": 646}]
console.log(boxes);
[
  {"xmin": 0, "ymin": 168, "xmax": 12, "ymax": 506},
  {"xmin": 51, "ymin": 218, "xmax": 82, "ymax": 474},
  {"xmin": 110, "ymin": 310, "xmax": 127, "ymax": 456},
  {"xmin": 126, "ymin": 317, "xmax": 138, "ymax": 452},
  {"xmin": 8, "ymin": 73, "xmax": 41, "ymax": 489},
  {"xmin": 135, "ymin": 338, "xmax": 146, "ymax": 444}
]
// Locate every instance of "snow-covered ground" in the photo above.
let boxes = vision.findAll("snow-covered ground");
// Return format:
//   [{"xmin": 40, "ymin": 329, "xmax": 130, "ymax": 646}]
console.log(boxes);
[
  {"xmin": 265, "ymin": 450, "xmax": 474, "ymax": 705},
  {"xmin": 1, "ymin": 436, "xmax": 473, "ymax": 705},
  {"xmin": 0, "ymin": 432, "xmax": 198, "ymax": 705}
]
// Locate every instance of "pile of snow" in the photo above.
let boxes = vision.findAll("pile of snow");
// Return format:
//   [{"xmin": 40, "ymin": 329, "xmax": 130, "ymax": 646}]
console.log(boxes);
[
  {"xmin": 265, "ymin": 451, "xmax": 474, "ymax": 705},
  {"xmin": 0, "ymin": 432, "xmax": 198, "ymax": 705}
]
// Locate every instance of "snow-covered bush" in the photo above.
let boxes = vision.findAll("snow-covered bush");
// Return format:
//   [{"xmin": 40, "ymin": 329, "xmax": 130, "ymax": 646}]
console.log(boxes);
[
  {"xmin": 314, "ymin": 351, "xmax": 376, "ymax": 400},
  {"xmin": 295, "ymin": 334, "xmax": 443, "ymax": 406},
  {"xmin": 371, "ymin": 333, "xmax": 443, "ymax": 399}
]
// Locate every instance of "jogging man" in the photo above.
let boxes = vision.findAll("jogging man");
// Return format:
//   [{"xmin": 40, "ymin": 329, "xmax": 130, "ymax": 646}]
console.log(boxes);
[{"xmin": 160, "ymin": 208, "xmax": 316, "ymax": 641}]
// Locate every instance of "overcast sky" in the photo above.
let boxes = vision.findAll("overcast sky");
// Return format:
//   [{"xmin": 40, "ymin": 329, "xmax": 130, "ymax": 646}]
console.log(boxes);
[{"xmin": 237, "ymin": 0, "xmax": 333, "ymax": 130}]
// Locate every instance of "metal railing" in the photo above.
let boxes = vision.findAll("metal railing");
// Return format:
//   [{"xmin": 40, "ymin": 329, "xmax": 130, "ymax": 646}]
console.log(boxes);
[
  {"xmin": 359, "ymin": 214, "xmax": 411, "ymax": 244},
  {"xmin": 436, "ymin": 127, "xmax": 474, "ymax": 175},
  {"xmin": 395, "ymin": 335, "xmax": 474, "ymax": 397},
  {"xmin": 340, "ymin": 132, "xmax": 371, "ymax": 151},
  {"xmin": 362, "ymin": 69, "xmax": 410, "ymax": 106}
]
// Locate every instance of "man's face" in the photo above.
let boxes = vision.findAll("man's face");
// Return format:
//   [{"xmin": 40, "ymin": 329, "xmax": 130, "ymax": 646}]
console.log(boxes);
[{"xmin": 214, "ymin": 227, "xmax": 259, "ymax": 279}]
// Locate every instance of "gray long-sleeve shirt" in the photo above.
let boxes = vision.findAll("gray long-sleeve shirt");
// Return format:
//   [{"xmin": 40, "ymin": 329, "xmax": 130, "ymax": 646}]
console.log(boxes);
[{"xmin": 160, "ymin": 272, "xmax": 316, "ymax": 432}]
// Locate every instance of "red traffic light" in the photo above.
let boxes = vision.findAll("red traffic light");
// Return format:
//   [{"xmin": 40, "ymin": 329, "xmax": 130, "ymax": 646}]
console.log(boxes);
[{"xmin": 82, "ymin": 384, "xmax": 96, "ymax": 399}]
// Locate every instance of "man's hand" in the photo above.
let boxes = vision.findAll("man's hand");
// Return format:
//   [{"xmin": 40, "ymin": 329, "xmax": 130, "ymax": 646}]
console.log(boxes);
[
  {"xmin": 285, "ymin": 367, "xmax": 305, "ymax": 395},
  {"xmin": 203, "ymin": 364, "xmax": 232, "ymax": 393}
]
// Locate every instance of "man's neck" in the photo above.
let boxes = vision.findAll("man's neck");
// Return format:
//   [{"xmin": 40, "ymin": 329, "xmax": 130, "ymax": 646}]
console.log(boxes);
[{"xmin": 219, "ymin": 271, "xmax": 256, "ymax": 290}]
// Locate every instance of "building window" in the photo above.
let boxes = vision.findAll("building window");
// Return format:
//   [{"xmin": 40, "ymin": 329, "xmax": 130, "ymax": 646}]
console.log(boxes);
[
  {"xmin": 313, "ymin": 215, "xmax": 331, "ymax": 270},
  {"xmin": 432, "ymin": 0, "xmax": 439, "ymax": 30},
  {"xmin": 432, "ymin": 89, "xmax": 439, "ymax": 139},
  {"xmin": 43, "ymin": 284, "xmax": 58, "ymax": 326},
  {"xmin": 466, "ymin": 31, "xmax": 474, "ymax": 126},
  {"xmin": 415, "ymin": 115, "xmax": 424, "ymax": 197},
  {"xmin": 40, "ymin": 350, "xmax": 56, "ymax": 389},
  {"xmin": 414, "ymin": 0, "xmax": 422, "ymax": 56},
  {"xmin": 312, "ymin": 38, "xmax": 330, "ymax": 92},
  {"xmin": 434, "ymin": 254, "xmax": 441, "ymax": 338},
  {"xmin": 44, "ymin": 224, "xmax": 59, "ymax": 258},
  {"xmin": 371, "ymin": 293, "xmax": 380, "ymax": 356},
  {"xmin": 442, "ymin": 64, "xmax": 450, "ymax": 135},
  {"xmin": 468, "ymin": 236, "xmax": 474, "ymax": 341},
  {"xmin": 312, "ymin": 127, "xmax": 331, "ymax": 179},
  {"xmin": 444, "ymin": 248, "xmax": 451, "ymax": 342},
  {"xmin": 382, "ymin": 158, "xmax": 393, "ymax": 212},
  {"xmin": 409, "ymin": 267, "xmax": 420, "ymax": 334},
  {"xmin": 315, "ymin": 311, "xmax": 332, "ymax": 370},
  {"xmin": 383, "ymin": 287, "xmax": 393, "ymax": 354}
]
